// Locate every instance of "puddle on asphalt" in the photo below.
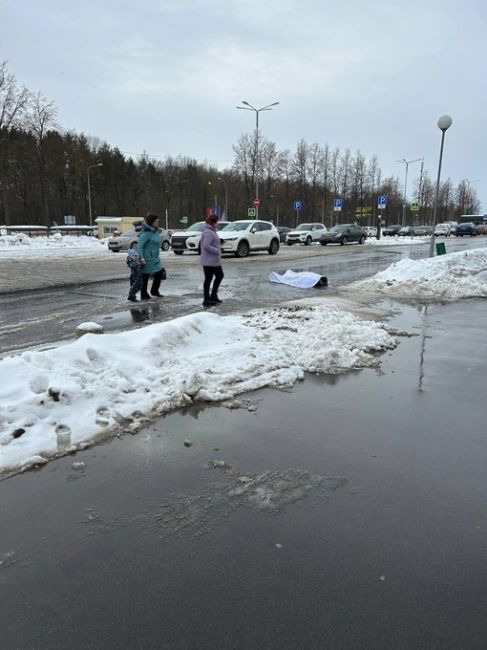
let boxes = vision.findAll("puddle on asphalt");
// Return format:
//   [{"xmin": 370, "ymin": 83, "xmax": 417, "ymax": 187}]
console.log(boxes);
[{"xmin": 80, "ymin": 466, "xmax": 348, "ymax": 542}]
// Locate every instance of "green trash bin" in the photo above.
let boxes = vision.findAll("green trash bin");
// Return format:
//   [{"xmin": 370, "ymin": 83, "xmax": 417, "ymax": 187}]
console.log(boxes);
[{"xmin": 436, "ymin": 242, "xmax": 446, "ymax": 255}]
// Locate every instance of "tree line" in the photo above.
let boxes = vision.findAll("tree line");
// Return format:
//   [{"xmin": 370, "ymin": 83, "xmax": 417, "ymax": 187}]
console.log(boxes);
[{"xmin": 0, "ymin": 61, "xmax": 481, "ymax": 230}]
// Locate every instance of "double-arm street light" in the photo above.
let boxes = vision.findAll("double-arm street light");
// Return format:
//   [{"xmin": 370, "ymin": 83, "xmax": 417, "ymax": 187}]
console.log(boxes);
[
  {"xmin": 236, "ymin": 100, "xmax": 279, "ymax": 219},
  {"xmin": 395, "ymin": 157, "xmax": 422, "ymax": 226},
  {"xmin": 429, "ymin": 114, "xmax": 453, "ymax": 257},
  {"xmin": 465, "ymin": 178, "xmax": 480, "ymax": 212},
  {"xmin": 87, "ymin": 163, "xmax": 103, "ymax": 226}
]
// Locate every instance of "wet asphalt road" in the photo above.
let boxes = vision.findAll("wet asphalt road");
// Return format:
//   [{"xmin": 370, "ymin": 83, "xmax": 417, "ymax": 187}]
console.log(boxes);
[
  {"xmin": 1, "ymin": 236, "xmax": 485, "ymax": 356},
  {"xmin": 1, "ymin": 294, "xmax": 487, "ymax": 648}
]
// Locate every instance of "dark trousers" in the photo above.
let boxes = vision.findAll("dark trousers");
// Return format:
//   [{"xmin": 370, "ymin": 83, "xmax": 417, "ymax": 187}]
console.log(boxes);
[
  {"xmin": 142, "ymin": 269, "xmax": 164, "ymax": 296},
  {"xmin": 128, "ymin": 268, "xmax": 142, "ymax": 299},
  {"xmin": 203, "ymin": 265, "xmax": 224, "ymax": 300}
]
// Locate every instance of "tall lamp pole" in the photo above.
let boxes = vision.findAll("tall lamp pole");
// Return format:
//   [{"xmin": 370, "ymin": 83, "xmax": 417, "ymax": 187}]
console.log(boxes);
[
  {"xmin": 395, "ymin": 157, "xmax": 422, "ymax": 226},
  {"xmin": 87, "ymin": 163, "xmax": 103, "ymax": 226},
  {"xmin": 217, "ymin": 177, "xmax": 228, "ymax": 218},
  {"xmin": 465, "ymin": 178, "xmax": 479, "ymax": 213},
  {"xmin": 429, "ymin": 115, "xmax": 453, "ymax": 257},
  {"xmin": 236, "ymin": 100, "xmax": 279, "ymax": 219}
]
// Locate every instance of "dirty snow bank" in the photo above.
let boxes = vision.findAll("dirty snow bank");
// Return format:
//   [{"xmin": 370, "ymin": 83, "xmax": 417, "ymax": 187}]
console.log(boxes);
[
  {"xmin": 0, "ymin": 303, "xmax": 396, "ymax": 476},
  {"xmin": 0, "ymin": 232, "xmax": 106, "ymax": 257},
  {"xmin": 349, "ymin": 248, "xmax": 487, "ymax": 301}
]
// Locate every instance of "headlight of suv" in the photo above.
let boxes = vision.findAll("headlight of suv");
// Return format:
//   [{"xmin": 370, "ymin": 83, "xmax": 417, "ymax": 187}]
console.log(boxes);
[{"xmin": 223, "ymin": 237, "xmax": 238, "ymax": 242}]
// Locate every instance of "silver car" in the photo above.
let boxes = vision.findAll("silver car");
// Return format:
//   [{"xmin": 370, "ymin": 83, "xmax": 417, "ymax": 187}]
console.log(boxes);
[{"xmin": 108, "ymin": 222, "xmax": 171, "ymax": 253}]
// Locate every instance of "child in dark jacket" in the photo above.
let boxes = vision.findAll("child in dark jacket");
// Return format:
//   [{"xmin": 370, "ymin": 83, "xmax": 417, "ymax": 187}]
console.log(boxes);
[{"xmin": 126, "ymin": 243, "xmax": 142, "ymax": 302}]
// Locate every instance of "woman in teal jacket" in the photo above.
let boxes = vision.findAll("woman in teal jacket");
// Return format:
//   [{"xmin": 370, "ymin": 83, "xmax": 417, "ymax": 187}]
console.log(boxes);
[{"xmin": 137, "ymin": 213, "xmax": 165, "ymax": 299}]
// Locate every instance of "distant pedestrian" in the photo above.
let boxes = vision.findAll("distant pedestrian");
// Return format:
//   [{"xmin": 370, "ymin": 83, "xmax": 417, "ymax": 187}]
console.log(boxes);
[
  {"xmin": 126, "ymin": 242, "xmax": 142, "ymax": 302},
  {"xmin": 137, "ymin": 213, "xmax": 165, "ymax": 299},
  {"xmin": 200, "ymin": 213, "xmax": 224, "ymax": 307}
]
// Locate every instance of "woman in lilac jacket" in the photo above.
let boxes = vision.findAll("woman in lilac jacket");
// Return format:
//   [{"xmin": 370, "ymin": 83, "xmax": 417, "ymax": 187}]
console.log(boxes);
[{"xmin": 200, "ymin": 214, "xmax": 224, "ymax": 307}]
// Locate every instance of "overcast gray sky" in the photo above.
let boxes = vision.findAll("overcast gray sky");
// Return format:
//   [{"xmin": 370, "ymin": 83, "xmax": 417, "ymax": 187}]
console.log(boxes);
[{"xmin": 2, "ymin": 0, "xmax": 486, "ymax": 210}]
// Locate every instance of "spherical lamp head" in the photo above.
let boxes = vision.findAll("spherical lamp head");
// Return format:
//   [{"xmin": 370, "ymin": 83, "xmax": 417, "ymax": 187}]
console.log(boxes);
[{"xmin": 437, "ymin": 115, "xmax": 453, "ymax": 131}]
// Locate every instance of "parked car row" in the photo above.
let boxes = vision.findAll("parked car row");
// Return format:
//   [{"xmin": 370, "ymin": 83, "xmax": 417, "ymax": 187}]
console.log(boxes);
[
  {"xmin": 108, "ymin": 221, "xmax": 171, "ymax": 253},
  {"xmin": 108, "ymin": 217, "xmax": 487, "ymax": 258}
]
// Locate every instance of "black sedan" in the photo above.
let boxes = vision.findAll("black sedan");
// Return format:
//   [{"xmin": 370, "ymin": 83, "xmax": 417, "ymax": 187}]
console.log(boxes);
[
  {"xmin": 277, "ymin": 226, "xmax": 292, "ymax": 243},
  {"xmin": 320, "ymin": 224, "xmax": 366, "ymax": 246}
]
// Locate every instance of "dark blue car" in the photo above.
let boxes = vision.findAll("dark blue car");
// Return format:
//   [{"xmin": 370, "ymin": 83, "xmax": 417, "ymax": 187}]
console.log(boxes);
[{"xmin": 455, "ymin": 223, "xmax": 477, "ymax": 237}]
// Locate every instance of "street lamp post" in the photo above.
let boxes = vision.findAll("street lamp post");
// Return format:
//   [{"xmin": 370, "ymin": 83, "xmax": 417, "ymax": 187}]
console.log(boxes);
[
  {"xmin": 395, "ymin": 157, "xmax": 422, "ymax": 226},
  {"xmin": 87, "ymin": 163, "xmax": 103, "ymax": 226},
  {"xmin": 465, "ymin": 178, "xmax": 479, "ymax": 213},
  {"xmin": 429, "ymin": 115, "xmax": 453, "ymax": 257},
  {"xmin": 236, "ymin": 100, "xmax": 279, "ymax": 219},
  {"xmin": 217, "ymin": 177, "xmax": 228, "ymax": 218}
]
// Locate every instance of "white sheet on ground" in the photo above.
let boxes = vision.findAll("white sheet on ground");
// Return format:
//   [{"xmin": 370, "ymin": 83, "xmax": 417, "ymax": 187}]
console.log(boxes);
[{"xmin": 269, "ymin": 270, "xmax": 327, "ymax": 288}]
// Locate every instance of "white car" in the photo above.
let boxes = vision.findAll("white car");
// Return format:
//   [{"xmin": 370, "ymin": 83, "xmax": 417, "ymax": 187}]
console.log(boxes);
[
  {"xmin": 434, "ymin": 223, "xmax": 452, "ymax": 237},
  {"xmin": 286, "ymin": 223, "xmax": 327, "ymax": 245},
  {"xmin": 219, "ymin": 220, "xmax": 280, "ymax": 257},
  {"xmin": 185, "ymin": 221, "xmax": 231, "ymax": 253},
  {"xmin": 363, "ymin": 226, "xmax": 377, "ymax": 238}
]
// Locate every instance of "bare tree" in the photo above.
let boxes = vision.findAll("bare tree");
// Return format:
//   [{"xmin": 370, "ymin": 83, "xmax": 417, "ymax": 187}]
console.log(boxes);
[
  {"xmin": 26, "ymin": 91, "xmax": 58, "ymax": 224},
  {"xmin": 0, "ymin": 62, "xmax": 30, "ymax": 223}
]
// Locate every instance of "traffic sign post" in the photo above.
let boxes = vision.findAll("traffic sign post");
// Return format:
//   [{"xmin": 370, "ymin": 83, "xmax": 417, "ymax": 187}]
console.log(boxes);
[
  {"xmin": 180, "ymin": 216, "xmax": 188, "ymax": 224},
  {"xmin": 333, "ymin": 198, "xmax": 343, "ymax": 224},
  {"xmin": 377, "ymin": 195, "xmax": 388, "ymax": 210},
  {"xmin": 248, "ymin": 207, "xmax": 256, "ymax": 218},
  {"xmin": 294, "ymin": 200, "xmax": 302, "ymax": 227}
]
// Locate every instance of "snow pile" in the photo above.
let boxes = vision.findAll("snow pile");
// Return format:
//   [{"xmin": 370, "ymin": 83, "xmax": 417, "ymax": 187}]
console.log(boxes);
[
  {"xmin": 350, "ymin": 248, "xmax": 487, "ymax": 301},
  {"xmin": 0, "ymin": 233, "xmax": 106, "ymax": 256},
  {"xmin": 364, "ymin": 236, "xmax": 429, "ymax": 246},
  {"xmin": 0, "ymin": 304, "xmax": 395, "ymax": 476}
]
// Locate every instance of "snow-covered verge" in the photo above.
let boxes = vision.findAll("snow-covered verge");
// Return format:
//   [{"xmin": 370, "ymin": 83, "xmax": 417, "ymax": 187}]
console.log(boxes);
[
  {"xmin": 364, "ymin": 236, "xmax": 429, "ymax": 246},
  {"xmin": 0, "ymin": 303, "xmax": 396, "ymax": 477},
  {"xmin": 0, "ymin": 233, "xmax": 107, "ymax": 257},
  {"xmin": 349, "ymin": 248, "xmax": 487, "ymax": 301}
]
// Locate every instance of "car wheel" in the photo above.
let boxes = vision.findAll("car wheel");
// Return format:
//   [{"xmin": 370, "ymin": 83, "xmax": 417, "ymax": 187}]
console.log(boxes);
[
  {"xmin": 341, "ymin": 236, "xmax": 348, "ymax": 245},
  {"xmin": 174, "ymin": 250, "xmax": 184, "ymax": 255},
  {"xmin": 305, "ymin": 236, "xmax": 312, "ymax": 246},
  {"xmin": 320, "ymin": 241, "xmax": 327, "ymax": 246},
  {"xmin": 287, "ymin": 242, "xmax": 293, "ymax": 246},
  {"xmin": 359, "ymin": 236, "xmax": 365, "ymax": 244},
  {"xmin": 161, "ymin": 240, "xmax": 170, "ymax": 251},
  {"xmin": 236, "ymin": 240, "xmax": 250, "ymax": 258},
  {"xmin": 268, "ymin": 238, "xmax": 279, "ymax": 255}
]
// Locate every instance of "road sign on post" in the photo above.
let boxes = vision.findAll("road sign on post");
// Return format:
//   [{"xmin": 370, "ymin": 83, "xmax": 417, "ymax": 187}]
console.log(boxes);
[
  {"xmin": 378, "ymin": 195, "xmax": 388, "ymax": 210},
  {"xmin": 294, "ymin": 200, "xmax": 302, "ymax": 227},
  {"xmin": 180, "ymin": 216, "xmax": 188, "ymax": 224},
  {"xmin": 333, "ymin": 198, "xmax": 343, "ymax": 211},
  {"xmin": 248, "ymin": 207, "xmax": 256, "ymax": 218},
  {"xmin": 253, "ymin": 198, "xmax": 260, "ymax": 207}
]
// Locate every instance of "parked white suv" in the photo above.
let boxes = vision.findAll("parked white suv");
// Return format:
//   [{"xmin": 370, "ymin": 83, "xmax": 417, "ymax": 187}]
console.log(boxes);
[
  {"xmin": 185, "ymin": 221, "xmax": 231, "ymax": 253},
  {"xmin": 286, "ymin": 223, "xmax": 327, "ymax": 245},
  {"xmin": 219, "ymin": 220, "xmax": 280, "ymax": 257},
  {"xmin": 434, "ymin": 223, "xmax": 452, "ymax": 237}
]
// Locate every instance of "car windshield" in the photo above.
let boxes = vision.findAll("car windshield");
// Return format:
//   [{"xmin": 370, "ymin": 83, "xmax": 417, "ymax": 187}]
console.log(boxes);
[
  {"xmin": 330, "ymin": 225, "xmax": 348, "ymax": 233},
  {"xmin": 295, "ymin": 224, "xmax": 313, "ymax": 231},
  {"xmin": 216, "ymin": 222, "xmax": 229, "ymax": 230},
  {"xmin": 222, "ymin": 222, "xmax": 252, "ymax": 232},
  {"xmin": 187, "ymin": 222, "xmax": 205, "ymax": 232},
  {"xmin": 122, "ymin": 229, "xmax": 137, "ymax": 237}
]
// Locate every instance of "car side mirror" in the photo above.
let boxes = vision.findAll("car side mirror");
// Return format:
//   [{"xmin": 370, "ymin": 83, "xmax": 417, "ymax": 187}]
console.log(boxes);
[{"xmin": 251, "ymin": 227, "xmax": 257, "ymax": 233}]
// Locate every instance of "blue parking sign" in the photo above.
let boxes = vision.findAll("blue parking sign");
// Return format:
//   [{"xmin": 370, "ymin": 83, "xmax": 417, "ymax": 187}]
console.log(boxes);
[
  {"xmin": 333, "ymin": 198, "xmax": 343, "ymax": 211},
  {"xmin": 294, "ymin": 200, "xmax": 302, "ymax": 211},
  {"xmin": 378, "ymin": 195, "xmax": 388, "ymax": 209}
]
